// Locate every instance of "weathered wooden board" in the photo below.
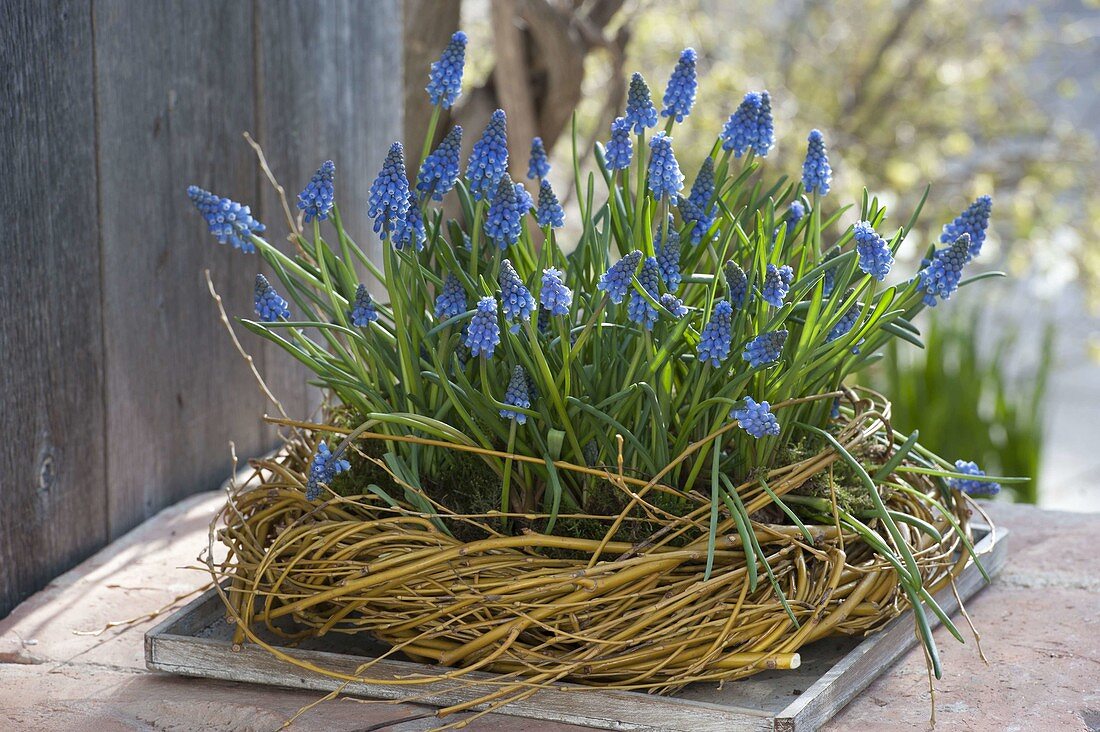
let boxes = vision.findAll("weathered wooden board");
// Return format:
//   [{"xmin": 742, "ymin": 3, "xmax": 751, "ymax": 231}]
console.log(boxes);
[
  {"xmin": 0, "ymin": 0, "xmax": 107, "ymax": 619},
  {"xmin": 147, "ymin": 525, "xmax": 1007, "ymax": 731}
]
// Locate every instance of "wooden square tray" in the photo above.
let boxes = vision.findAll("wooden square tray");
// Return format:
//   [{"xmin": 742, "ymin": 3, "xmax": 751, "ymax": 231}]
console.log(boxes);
[{"xmin": 146, "ymin": 524, "xmax": 1006, "ymax": 731}]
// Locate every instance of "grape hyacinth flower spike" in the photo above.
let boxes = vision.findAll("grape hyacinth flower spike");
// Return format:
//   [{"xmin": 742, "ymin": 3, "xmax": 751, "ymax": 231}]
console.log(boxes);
[
  {"xmin": 627, "ymin": 257, "xmax": 662, "ymax": 330},
  {"xmin": 597, "ymin": 250, "xmax": 643, "ymax": 304},
  {"xmin": 297, "ymin": 160, "xmax": 335, "ymax": 223},
  {"xmin": 434, "ymin": 274, "xmax": 467, "ymax": 320},
  {"xmin": 466, "ymin": 109, "xmax": 509, "ymax": 202},
  {"xmin": 941, "ymin": 195, "xmax": 992, "ymax": 257},
  {"xmin": 540, "ymin": 267, "xmax": 572, "ymax": 316},
  {"xmin": 742, "ymin": 329, "xmax": 788, "ymax": 368},
  {"xmin": 648, "ymin": 132, "xmax": 684, "ymax": 200},
  {"xmin": 485, "ymin": 174, "xmax": 529, "ymax": 249},
  {"xmin": 762, "ymin": 263, "xmax": 794, "ymax": 307},
  {"xmin": 624, "ymin": 72, "xmax": 658, "ymax": 133},
  {"xmin": 697, "ymin": 300, "xmax": 733, "ymax": 367},
  {"xmin": 724, "ymin": 260, "xmax": 749, "ymax": 308},
  {"xmin": 720, "ymin": 91, "xmax": 774, "ymax": 158},
  {"xmin": 395, "ymin": 189, "xmax": 426, "ymax": 251},
  {"xmin": 254, "ymin": 274, "xmax": 289, "ymax": 322},
  {"xmin": 416, "ymin": 125, "xmax": 462, "ymax": 201},
  {"xmin": 826, "ymin": 293, "xmax": 860, "ymax": 342},
  {"xmin": 659, "ymin": 293, "xmax": 688, "ymax": 318},
  {"xmin": 919, "ymin": 233, "xmax": 972, "ymax": 306},
  {"xmin": 949, "ymin": 460, "xmax": 1001, "ymax": 496},
  {"xmin": 732, "ymin": 396, "xmax": 780, "ymax": 438},
  {"xmin": 305, "ymin": 441, "xmax": 351, "ymax": 501},
  {"xmin": 536, "ymin": 179, "xmax": 565, "ymax": 229},
  {"xmin": 465, "ymin": 296, "xmax": 501, "ymax": 358},
  {"xmin": 426, "ymin": 30, "xmax": 467, "ymax": 109},
  {"xmin": 605, "ymin": 116, "xmax": 633, "ymax": 170},
  {"xmin": 852, "ymin": 221, "xmax": 893, "ymax": 280},
  {"xmin": 680, "ymin": 157, "xmax": 716, "ymax": 245},
  {"xmin": 661, "ymin": 48, "xmax": 697, "ymax": 122},
  {"xmin": 348, "ymin": 283, "xmax": 379, "ymax": 326},
  {"xmin": 186, "ymin": 186, "xmax": 265, "ymax": 253},
  {"xmin": 528, "ymin": 137, "xmax": 550, "ymax": 180},
  {"xmin": 801, "ymin": 130, "xmax": 831, "ymax": 196},
  {"xmin": 655, "ymin": 222, "xmax": 682, "ymax": 291},
  {"xmin": 499, "ymin": 259, "xmax": 536, "ymax": 332},
  {"xmin": 499, "ymin": 365, "xmax": 532, "ymax": 425},
  {"xmin": 368, "ymin": 142, "xmax": 411, "ymax": 242}
]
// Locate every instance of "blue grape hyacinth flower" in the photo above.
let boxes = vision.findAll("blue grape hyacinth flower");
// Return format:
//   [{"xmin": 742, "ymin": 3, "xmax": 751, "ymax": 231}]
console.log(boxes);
[
  {"xmin": 788, "ymin": 201, "xmax": 806, "ymax": 228},
  {"xmin": 627, "ymin": 257, "xmax": 662, "ymax": 330},
  {"xmin": 540, "ymin": 267, "xmax": 572, "ymax": 316},
  {"xmin": 187, "ymin": 186, "xmax": 265, "ymax": 253},
  {"xmin": 732, "ymin": 396, "xmax": 780, "ymax": 438},
  {"xmin": 297, "ymin": 160, "xmax": 335, "ymax": 223},
  {"xmin": 661, "ymin": 48, "xmax": 698, "ymax": 122},
  {"xmin": 919, "ymin": 233, "xmax": 972, "ymax": 306},
  {"xmin": 853, "ymin": 221, "xmax": 893, "ymax": 281},
  {"xmin": 720, "ymin": 91, "xmax": 774, "ymax": 158},
  {"xmin": 348, "ymin": 283, "xmax": 379, "ymax": 326},
  {"xmin": 680, "ymin": 157, "xmax": 715, "ymax": 245},
  {"xmin": 416, "ymin": 125, "xmax": 462, "ymax": 201},
  {"xmin": 801, "ymin": 130, "xmax": 832, "ymax": 196},
  {"xmin": 426, "ymin": 30, "xmax": 467, "ymax": 109},
  {"xmin": 724, "ymin": 261, "xmax": 749, "ymax": 309},
  {"xmin": 624, "ymin": 72, "xmax": 658, "ymax": 133},
  {"xmin": 826, "ymin": 295, "xmax": 860, "ymax": 343},
  {"xmin": 499, "ymin": 365, "xmax": 532, "ymax": 425},
  {"xmin": 648, "ymin": 133, "xmax": 684, "ymax": 200},
  {"xmin": 948, "ymin": 460, "xmax": 1001, "ymax": 496},
  {"xmin": 466, "ymin": 296, "xmax": 501, "ymax": 358},
  {"xmin": 597, "ymin": 250, "xmax": 643, "ymax": 304},
  {"xmin": 499, "ymin": 259, "xmax": 536, "ymax": 331},
  {"xmin": 605, "ymin": 116, "xmax": 633, "ymax": 170},
  {"xmin": 762, "ymin": 264, "xmax": 794, "ymax": 307},
  {"xmin": 821, "ymin": 247, "xmax": 840, "ymax": 296},
  {"xmin": 528, "ymin": 137, "xmax": 550, "ymax": 180},
  {"xmin": 742, "ymin": 329, "xmax": 788, "ymax": 368},
  {"xmin": 305, "ymin": 440, "xmax": 351, "ymax": 501},
  {"xmin": 254, "ymin": 274, "xmax": 289, "ymax": 322},
  {"xmin": 466, "ymin": 109, "xmax": 509, "ymax": 202},
  {"xmin": 659, "ymin": 293, "xmax": 688, "ymax": 318},
  {"xmin": 941, "ymin": 195, "xmax": 992, "ymax": 257},
  {"xmin": 485, "ymin": 174, "xmax": 529, "ymax": 250},
  {"xmin": 655, "ymin": 222, "xmax": 682, "ymax": 291},
  {"xmin": 536, "ymin": 179, "xmax": 565, "ymax": 229},
  {"xmin": 697, "ymin": 300, "xmax": 733, "ymax": 367},
  {"xmin": 395, "ymin": 190, "xmax": 426, "ymax": 251},
  {"xmin": 368, "ymin": 142, "xmax": 411, "ymax": 242},
  {"xmin": 434, "ymin": 274, "xmax": 467, "ymax": 320}
]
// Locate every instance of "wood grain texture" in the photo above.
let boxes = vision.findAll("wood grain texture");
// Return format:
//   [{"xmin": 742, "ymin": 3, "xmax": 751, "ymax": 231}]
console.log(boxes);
[
  {"xmin": 0, "ymin": 0, "xmax": 106, "ymax": 618},
  {"xmin": 146, "ymin": 528, "xmax": 1006, "ymax": 732},
  {"xmin": 253, "ymin": 0, "xmax": 403, "ymax": 409},
  {"xmin": 94, "ymin": 0, "xmax": 272, "ymax": 539}
]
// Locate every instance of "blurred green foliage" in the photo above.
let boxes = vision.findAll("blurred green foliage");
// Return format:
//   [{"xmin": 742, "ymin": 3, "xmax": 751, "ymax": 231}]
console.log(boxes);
[{"xmin": 868, "ymin": 304, "xmax": 1054, "ymax": 503}]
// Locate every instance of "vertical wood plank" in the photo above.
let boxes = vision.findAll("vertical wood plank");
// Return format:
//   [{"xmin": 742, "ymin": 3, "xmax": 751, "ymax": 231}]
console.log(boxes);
[
  {"xmin": 0, "ymin": 0, "xmax": 106, "ymax": 617},
  {"xmin": 94, "ymin": 0, "xmax": 272, "ymax": 539}
]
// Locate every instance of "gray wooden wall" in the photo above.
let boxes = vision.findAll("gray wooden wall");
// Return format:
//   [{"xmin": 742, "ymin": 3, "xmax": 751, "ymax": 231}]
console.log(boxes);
[{"xmin": 0, "ymin": 0, "xmax": 403, "ymax": 618}]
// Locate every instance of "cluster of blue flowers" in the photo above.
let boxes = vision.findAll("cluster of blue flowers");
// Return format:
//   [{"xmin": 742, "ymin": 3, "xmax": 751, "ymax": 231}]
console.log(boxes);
[
  {"xmin": 919, "ymin": 234, "xmax": 972, "ymax": 306},
  {"xmin": 604, "ymin": 117, "xmax": 633, "ymax": 170},
  {"xmin": 697, "ymin": 300, "xmax": 733, "ymax": 367},
  {"xmin": 732, "ymin": 397, "xmax": 780, "ymax": 439},
  {"xmin": 721, "ymin": 91, "xmax": 774, "ymax": 158},
  {"xmin": 647, "ymin": 133, "xmax": 684, "ymax": 200},
  {"xmin": 680, "ymin": 157, "xmax": 716, "ymax": 245},
  {"xmin": 485, "ymin": 174, "xmax": 531, "ymax": 249},
  {"xmin": 466, "ymin": 296, "xmax": 501, "ymax": 357},
  {"xmin": 661, "ymin": 48, "xmax": 697, "ymax": 122},
  {"xmin": 852, "ymin": 221, "xmax": 893, "ymax": 281},
  {"xmin": 297, "ymin": 160, "xmax": 335, "ymax": 223},
  {"xmin": 305, "ymin": 441, "xmax": 351, "ymax": 501},
  {"xmin": 762, "ymin": 264, "xmax": 794, "ymax": 308},
  {"xmin": 801, "ymin": 130, "xmax": 831, "ymax": 197},
  {"xmin": 187, "ymin": 186, "xmax": 265, "ymax": 253},
  {"xmin": 528, "ymin": 137, "xmax": 550, "ymax": 180},
  {"xmin": 941, "ymin": 195, "xmax": 992, "ymax": 256},
  {"xmin": 627, "ymin": 257, "xmax": 662, "ymax": 330},
  {"xmin": 536, "ymin": 180, "xmax": 565, "ymax": 229},
  {"xmin": 724, "ymin": 261, "xmax": 749, "ymax": 308},
  {"xmin": 426, "ymin": 31, "xmax": 467, "ymax": 109},
  {"xmin": 597, "ymin": 250, "xmax": 642, "ymax": 304},
  {"xmin": 434, "ymin": 274, "xmax": 467, "ymax": 320},
  {"xmin": 466, "ymin": 109, "xmax": 509, "ymax": 202},
  {"xmin": 254, "ymin": 274, "xmax": 289, "ymax": 322},
  {"xmin": 659, "ymin": 293, "xmax": 688, "ymax": 318},
  {"xmin": 624, "ymin": 73, "xmax": 658, "ymax": 133},
  {"xmin": 655, "ymin": 223, "xmax": 682, "ymax": 291},
  {"xmin": 540, "ymin": 267, "xmax": 572, "ymax": 316},
  {"xmin": 368, "ymin": 142, "xmax": 412, "ymax": 242},
  {"xmin": 500, "ymin": 366, "xmax": 532, "ymax": 424},
  {"xmin": 417, "ymin": 126, "xmax": 462, "ymax": 201},
  {"xmin": 349, "ymin": 284, "xmax": 379, "ymax": 326},
  {"xmin": 948, "ymin": 460, "xmax": 1001, "ymax": 496},
  {"xmin": 499, "ymin": 259, "xmax": 536, "ymax": 331},
  {"xmin": 826, "ymin": 296, "xmax": 860, "ymax": 343},
  {"xmin": 743, "ymin": 329, "xmax": 788, "ymax": 368}
]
